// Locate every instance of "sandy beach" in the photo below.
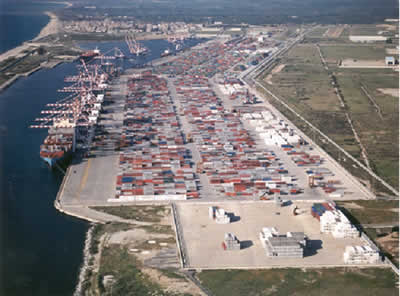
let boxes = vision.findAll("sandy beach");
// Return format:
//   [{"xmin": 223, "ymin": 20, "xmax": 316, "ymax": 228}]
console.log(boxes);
[
  {"xmin": 34, "ymin": 11, "xmax": 61, "ymax": 41},
  {"xmin": 0, "ymin": 10, "xmax": 62, "ymax": 64},
  {"xmin": 0, "ymin": 9, "xmax": 68, "ymax": 92}
]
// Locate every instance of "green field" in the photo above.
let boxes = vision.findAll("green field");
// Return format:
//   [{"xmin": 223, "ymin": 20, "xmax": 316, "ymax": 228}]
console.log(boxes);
[
  {"xmin": 96, "ymin": 246, "xmax": 187, "ymax": 296},
  {"xmin": 84, "ymin": 215, "xmax": 188, "ymax": 296},
  {"xmin": 349, "ymin": 25, "xmax": 380, "ymax": 36},
  {"xmin": 305, "ymin": 26, "xmax": 328, "ymax": 38},
  {"xmin": 259, "ymin": 37, "xmax": 399, "ymax": 192},
  {"xmin": 269, "ymin": 44, "xmax": 342, "ymax": 112},
  {"xmin": 335, "ymin": 69, "xmax": 399, "ymax": 188},
  {"xmin": 90, "ymin": 205, "xmax": 170, "ymax": 223},
  {"xmin": 198, "ymin": 268, "xmax": 398, "ymax": 296},
  {"xmin": 336, "ymin": 200, "xmax": 399, "ymax": 225},
  {"xmin": 320, "ymin": 45, "xmax": 386, "ymax": 60}
]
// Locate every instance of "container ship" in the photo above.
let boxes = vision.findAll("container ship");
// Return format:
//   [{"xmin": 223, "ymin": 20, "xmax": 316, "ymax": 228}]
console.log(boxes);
[
  {"xmin": 39, "ymin": 120, "xmax": 75, "ymax": 167},
  {"xmin": 30, "ymin": 55, "xmax": 115, "ymax": 168},
  {"xmin": 80, "ymin": 47, "xmax": 100, "ymax": 60},
  {"xmin": 161, "ymin": 49, "xmax": 171, "ymax": 57}
]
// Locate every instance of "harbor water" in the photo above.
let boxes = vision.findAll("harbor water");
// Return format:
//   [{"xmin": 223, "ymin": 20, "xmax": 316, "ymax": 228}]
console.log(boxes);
[
  {"xmin": 0, "ymin": 38, "xmax": 204, "ymax": 295},
  {"xmin": 0, "ymin": 0, "xmax": 64, "ymax": 54}
]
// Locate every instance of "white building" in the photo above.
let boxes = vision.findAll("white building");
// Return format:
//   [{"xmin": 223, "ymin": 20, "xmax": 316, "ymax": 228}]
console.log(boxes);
[
  {"xmin": 349, "ymin": 35, "xmax": 388, "ymax": 43},
  {"xmin": 385, "ymin": 56, "xmax": 395, "ymax": 65}
]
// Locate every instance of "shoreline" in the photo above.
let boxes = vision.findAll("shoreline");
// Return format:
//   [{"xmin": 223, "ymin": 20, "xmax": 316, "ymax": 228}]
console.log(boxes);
[
  {"xmin": 0, "ymin": 8, "xmax": 78, "ymax": 93},
  {"xmin": 33, "ymin": 11, "xmax": 61, "ymax": 41},
  {"xmin": 0, "ymin": 8, "xmax": 62, "ymax": 64}
]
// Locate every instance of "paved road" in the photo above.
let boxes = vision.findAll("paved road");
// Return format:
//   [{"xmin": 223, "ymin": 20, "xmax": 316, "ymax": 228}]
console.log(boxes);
[{"xmin": 166, "ymin": 76, "xmax": 221, "ymax": 201}]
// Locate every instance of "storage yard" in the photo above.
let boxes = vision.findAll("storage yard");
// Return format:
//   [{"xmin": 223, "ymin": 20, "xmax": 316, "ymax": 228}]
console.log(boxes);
[
  {"xmin": 175, "ymin": 202, "xmax": 378, "ymax": 269},
  {"xmin": 53, "ymin": 31, "xmax": 399, "ymax": 277},
  {"xmin": 56, "ymin": 33, "xmax": 379, "ymax": 209}
]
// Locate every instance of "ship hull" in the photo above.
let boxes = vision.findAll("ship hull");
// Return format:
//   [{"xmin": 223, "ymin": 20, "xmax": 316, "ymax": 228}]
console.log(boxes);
[
  {"xmin": 41, "ymin": 156, "xmax": 63, "ymax": 167},
  {"xmin": 40, "ymin": 151, "xmax": 72, "ymax": 168}
]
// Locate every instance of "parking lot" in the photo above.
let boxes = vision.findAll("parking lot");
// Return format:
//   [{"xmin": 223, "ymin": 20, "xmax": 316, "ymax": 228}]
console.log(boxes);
[{"xmin": 176, "ymin": 202, "xmax": 371, "ymax": 269}]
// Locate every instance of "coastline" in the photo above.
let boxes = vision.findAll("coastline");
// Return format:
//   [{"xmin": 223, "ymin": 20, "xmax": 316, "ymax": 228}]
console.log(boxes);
[
  {"xmin": 33, "ymin": 11, "xmax": 61, "ymax": 41},
  {"xmin": 0, "ymin": 7, "xmax": 79, "ymax": 93},
  {"xmin": 0, "ymin": 10, "xmax": 61, "ymax": 64}
]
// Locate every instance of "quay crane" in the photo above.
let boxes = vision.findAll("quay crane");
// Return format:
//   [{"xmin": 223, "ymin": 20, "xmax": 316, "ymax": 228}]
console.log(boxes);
[
  {"xmin": 30, "ymin": 57, "xmax": 112, "ymax": 168},
  {"xmin": 125, "ymin": 33, "xmax": 148, "ymax": 56}
]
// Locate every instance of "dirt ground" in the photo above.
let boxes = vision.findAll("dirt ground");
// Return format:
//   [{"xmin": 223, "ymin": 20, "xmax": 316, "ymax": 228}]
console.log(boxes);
[
  {"xmin": 340, "ymin": 59, "xmax": 387, "ymax": 68},
  {"xmin": 376, "ymin": 24, "xmax": 398, "ymax": 31},
  {"xmin": 376, "ymin": 233, "xmax": 399, "ymax": 262},
  {"xmin": 93, "ymin": 205, "xmax": 206, "ymax": 295},
  {"xmin": 386, "ymin": 48, "xmax": 399, "ymax": 55},
  {"xmin": 377, "ymin": 88, "xmax": 399, "ymax": 98},
  {"xmin": 265, "ymin": 64, "xmax": 286, "ymax": 84},
  {"xmin": 143, "ymin": 267, "xmax": 204, "ymax": 296},
  {"xmin": 342, "ymin": 202, "xmax": 364, "ymax": 210},
  {"xmin": 108, "ymin": 228, "xmax": 171, "ymax": 245},
  {"xmin": 324, "ymin": 26, "xmax": 345, "ymax": 38}
]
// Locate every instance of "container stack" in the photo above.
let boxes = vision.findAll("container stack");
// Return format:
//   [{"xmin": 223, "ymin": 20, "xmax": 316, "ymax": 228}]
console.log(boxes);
[
  {"xmin": 149, "ymin": 38, "xmax": 302, "ymax": 199},
  {"xmin": 209, "ymin": 206, "xmax": 230, "ymax": 224},
  {"xmin": 312, "ymin": 203, "xmax": 360, "ymax": 238},
  {"xmin": 343, "ymin": 245, "xmax": 380, "ymax": 264},
  {"xmin": 311, "ymin": 202, "xmax": 333, "ymax": 221},
  {"xmin": 114, "ymin": 74, "xmax": 198, "ymax": 201},
  {"xmin": 245, "ymin": 110, "xmax": 308, "ymax": 151},
  {"xmin": 169, "ymin": 78, "xmax": 301, "ymax": 199},
  {"xmin": 259, "ymin": 227, "xmax": 307, "ymax": 258},
  {"xmin": 274, "ymin": 196, "xmax": 283, "ymax": 207},
  {"xmin": 222, "ymin": 233, "xmax": 241, "ymax": 251},
  {"xmin": 155, "ymin": 39, "xmax": 244, "ymax": 78}
]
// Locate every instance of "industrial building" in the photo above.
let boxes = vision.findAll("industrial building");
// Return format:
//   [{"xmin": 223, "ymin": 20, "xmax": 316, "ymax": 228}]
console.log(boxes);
[{"xmin": 259, "ymin": 227, "xmax": 307, "ymax": 258}]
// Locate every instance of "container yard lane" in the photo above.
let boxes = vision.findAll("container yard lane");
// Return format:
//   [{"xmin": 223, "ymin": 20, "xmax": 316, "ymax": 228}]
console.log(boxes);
[{"xmin": 166, "ymin": 77, "xmax": 220, "ymax": 201}]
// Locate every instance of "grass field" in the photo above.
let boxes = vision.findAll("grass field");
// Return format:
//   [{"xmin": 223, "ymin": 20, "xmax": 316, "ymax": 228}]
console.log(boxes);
[
  {"xmin": 259, "ymin": 37, "xmax": 399, "ymax": 192},
  {"xmin": 335, "ymin": 69, "xmax": 399, "ymax": 189},
  {"xmin": 97, "ymin": 246, "xmax": 188, "ymax": 296},
  {"xmin": 336, "ymin": 200, "xmax": 399, "ymax": 225},
  {"xmin": 198, "ymin": 268, "xmax": 398, "ymax": 296},
  {"xmin": 84, "ymin": 207, "xmax": 194, "ymax": 296},
  {"xmin": 269, "ymin": 44, "xmax": 342, "ymax": 112},
  {"xmin": 320, "ymin": 45, "xmax": 386, "ymax": 61},
  {"xmin": 349, "ymin": 25, "xmax": 381, "ymax": 36},
  {"xmin": 90, "ymin": 205, "xmax": 170, "ymax": 223},
  {"xmin": 336, "ymin": 200, "xmax": 399, "ymax": 265},
  {"xmin": 306, "ymin": 26, "xmax": 328, "ymax": 38}
]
